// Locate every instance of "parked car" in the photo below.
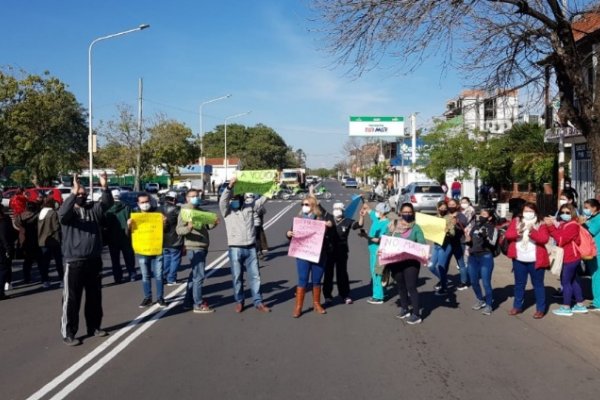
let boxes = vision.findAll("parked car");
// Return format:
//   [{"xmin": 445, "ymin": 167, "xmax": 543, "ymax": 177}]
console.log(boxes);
[
  {"xmin": 341, "ymin": 175, "xmax": 351, "ymax": 186},
  {"xmin": 145, "ymin": 182, "xmax": 160, "ymax": 193},
  {"xmin": 120, "ymin": 185, "xmax": 133, "ymax": 192},
  {"xmin": 344, "ymin": 178, "xmax": 358, "ymax": 189},
  {"xmin": 396, "ymin": 182, "xmax": 446, "ymax": 214},
  {"xmin": 2, "ymin": 187, "xmax": 64, "ymax": 209}
]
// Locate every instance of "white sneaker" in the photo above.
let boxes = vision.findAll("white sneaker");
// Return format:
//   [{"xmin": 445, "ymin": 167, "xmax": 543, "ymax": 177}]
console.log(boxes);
[{"xmin": 4, "ymin": 282, "xmax": 12, "ymax": 291}]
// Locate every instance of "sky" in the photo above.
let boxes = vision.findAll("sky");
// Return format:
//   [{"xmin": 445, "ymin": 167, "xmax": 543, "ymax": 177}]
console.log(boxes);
[{"xmin": 0, "ymin": 0, "xmax": 465, "ymax": 168}]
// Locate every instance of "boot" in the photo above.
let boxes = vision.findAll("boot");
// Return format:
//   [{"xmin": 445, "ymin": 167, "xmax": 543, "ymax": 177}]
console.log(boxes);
[
  {"xmin": 312, "ymin": 286, "xmax": 327, "ymax": 314},
  {"xmin": 293, "ymin": 287, "xmax": 305, "ymax": 318}
]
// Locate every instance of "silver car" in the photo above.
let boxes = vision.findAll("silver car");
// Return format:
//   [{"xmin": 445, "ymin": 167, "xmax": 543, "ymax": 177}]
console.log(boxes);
[{"xmin": 396, "ymin": 182, "xmax": 446, "ymax": 214}]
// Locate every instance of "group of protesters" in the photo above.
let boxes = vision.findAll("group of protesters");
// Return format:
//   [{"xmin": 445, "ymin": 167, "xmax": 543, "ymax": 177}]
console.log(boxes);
[{"xmin": 1, "ymin": 172, "xmax": 599, "ymax": 346}]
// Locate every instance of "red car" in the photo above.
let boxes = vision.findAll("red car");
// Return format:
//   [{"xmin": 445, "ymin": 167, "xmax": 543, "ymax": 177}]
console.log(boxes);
[{"xmin": 3, "ymin": 187, "xmax": 63, "ymax": 212}]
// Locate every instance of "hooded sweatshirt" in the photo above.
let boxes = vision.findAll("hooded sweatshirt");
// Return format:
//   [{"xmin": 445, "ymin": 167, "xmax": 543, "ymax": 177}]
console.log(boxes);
[
  {"xmin": 219, "ymin": 187, "xmax": 267, "ymax": 247},
  {"xmin": 38, "ymin": 207, "xmax": 61, "ymax": 247}
]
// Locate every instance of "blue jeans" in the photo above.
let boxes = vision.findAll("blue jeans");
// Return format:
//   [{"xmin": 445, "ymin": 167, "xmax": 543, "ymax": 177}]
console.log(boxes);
[
  {"xmin": 468, "ymin": 253, "xmax": 494, "ymax": 306},
  {"xmin": 163, "ymin": 247, "xmax": 182, "ymax": 284},
  {"xmin": 428, "ymin": 242, "xmax": 452, "ymax": 289},
  {"xmin": 229, "ymin": 246, "xmax": 262, "ymax": 306},
  {"xmin": 184, "ymin": 249, "xmax": 207, "ymax": 307},
  {"xmin": 453, "ymin": 243, "xmax": 469, "ymax": 285},
  {"xmin": 296, "ymin": 258, "xmax": 325, "ymax": 288},
  {"xmin": 512, "ymin": 259, "xmax": 546, "ymax": 312},
  {"xmin": 138, "ymin": 255, "xmax": 164, "ymax": 300}
]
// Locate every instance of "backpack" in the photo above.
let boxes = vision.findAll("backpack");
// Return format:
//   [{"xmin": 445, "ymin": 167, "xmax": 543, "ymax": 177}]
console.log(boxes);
[
  {"xmin": 576, "ymin": 226, "xmax": 597, "ymax": 260},
  {"xmin": 495, "ymin": 226, "xmax": 509, "ymax": 257}
]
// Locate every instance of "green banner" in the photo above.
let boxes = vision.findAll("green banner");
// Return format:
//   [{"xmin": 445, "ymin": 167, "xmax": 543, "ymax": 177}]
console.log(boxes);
[
  {"xmin": 180, "ymin": 208, "xmax": 218, "ymax": 230},
  {"xmin": 233, "ymin": 170, "xmax": 279, "ymax": 198},
  {"xmin": 349, "ymin": 116, "xmax": 404, "ymax": 122}
]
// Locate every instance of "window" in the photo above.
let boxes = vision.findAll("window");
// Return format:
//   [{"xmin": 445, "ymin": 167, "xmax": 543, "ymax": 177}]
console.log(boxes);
[{"xmin": 484, "ymin": 98, "xmax": 496, "ymax": 120}]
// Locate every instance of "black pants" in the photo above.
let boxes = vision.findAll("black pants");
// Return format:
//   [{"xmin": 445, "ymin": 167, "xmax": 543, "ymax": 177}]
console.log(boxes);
[
  {"xmin": 22, "ymin": 247, "xmax": 40, "ymax": 283},
  {"xmin": 39, "ymin": 245, "xmax": 64, "ymax": 282},
  {"xmin": 61, "ymin": 257, "xmax": 103, "ymax": 339},
  {"xmin": 108, "ymin": 240, "xmax": 136, "ymax": 282},
  {"xmin": 0, "ymin": 253, "xmax": 8, "ymax": 297},
  {"xmin": 390, "ymin": 260, "xmax": 420, "ymax": 316},
  {"xmin": 323, "ymin": 250, "xmax": 350, "ymax": 299}
]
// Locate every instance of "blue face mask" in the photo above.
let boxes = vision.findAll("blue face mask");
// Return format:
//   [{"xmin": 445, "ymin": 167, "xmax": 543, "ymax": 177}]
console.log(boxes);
[
  {"xmin": 190, "ymin": 197, "xmax": 200, "ymax": 206},
  {"xmin": 230, "ymin": 200, "xmax": 240, "ymax": 210},
  {"xmin": 583, "ymin": 208, "xmax": 592, "ymax": 217},
  {"xmin": 560, "ymin": 213, "xmax": 572, "ymax": 222}
]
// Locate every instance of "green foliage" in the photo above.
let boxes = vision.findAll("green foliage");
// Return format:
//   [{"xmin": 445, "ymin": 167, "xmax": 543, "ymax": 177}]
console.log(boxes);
[
  {"xmin": 0, "ymin": 69, "xmax": 87, "ymax": 185},
  {"xmin": 10, "ymin": 169, "xmax": 30, "ymax": 186},
  {"xmin": 366, "ymin": 161, "xmax": 388, "ymax": 181},
  {"xmin": 147, "ymin": 117, "xmax": 197, "ymax": 182},
  {"xmin": 203, "ymin": 123, "xmax": 296, "ymax": 169},
  {"xmin": 310, "ymin": 168, "xmax": 334, "ymax": 178},
  {"xmin": 422, "ymin": 119, "xmax": 475, "ymax": 179}
]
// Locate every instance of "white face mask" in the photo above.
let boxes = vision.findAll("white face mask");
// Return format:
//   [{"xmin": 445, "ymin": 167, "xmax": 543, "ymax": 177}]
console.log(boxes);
[
  {"xmin": 559, "ymin": 199, "xmax": 568, "ymax": 206},
  {"xmin": 333, "ymin": 209, "xmax": 343, "ymax": 218},
  {"xmin": 302, "ymin": 205, "xmax": 311, "ymax": 214},
  {"xmin": 139, "ymin": 203, "xmax": 151, "ymax": 212},
  {"xmin": 460, "ymin": 202, "xmax": 468, "ymax": 209},
  {"xmin": 522, "ymin": 211, "xmax": 536, "ymax": 221}
]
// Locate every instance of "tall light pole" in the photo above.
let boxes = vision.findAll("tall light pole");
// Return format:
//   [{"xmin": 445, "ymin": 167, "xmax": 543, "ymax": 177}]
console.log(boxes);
[
  {"xmin": 224, "ymin": 111, "xmax": 251, "ymax": 181},
  {"xmin": 88, "ymin": 24, "xmax": 150, "ymax": 193},
  {"xmin": 199, "ymin": 94, "xmax": 231, "ymax": 191},
  {"xmin": 410, "ymin": 112, "xmax": 419, "ymax": 180}
]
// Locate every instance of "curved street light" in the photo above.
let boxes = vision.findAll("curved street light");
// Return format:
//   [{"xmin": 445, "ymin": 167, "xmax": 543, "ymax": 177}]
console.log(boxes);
[
  {"xmin": 88, "ymin": 24, "xmax": 150, "ymax": 193},
  {"xmin": 224, "ymin": 111, "xmax": 251, "ymax": 181},
  {"xmin": 199, "ymin": 94, "xmax": 232, "ymax": 191}
]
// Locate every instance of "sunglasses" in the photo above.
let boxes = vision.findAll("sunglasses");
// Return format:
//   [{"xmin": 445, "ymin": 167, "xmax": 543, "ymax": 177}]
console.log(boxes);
[{"xmin": 559, "ymin": 212, "xmax": 571, "ymax": 215}]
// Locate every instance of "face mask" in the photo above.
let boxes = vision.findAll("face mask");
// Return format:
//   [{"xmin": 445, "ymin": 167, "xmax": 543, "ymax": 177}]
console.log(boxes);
[
  {"xmin": 447, "ymin": 207, "xmax": 457, "ymax": 213},
  {"xmin": 401, "ymin": 214, "xmax": 415, "ymax": 223},
  {"xmin": 559, "ymin": 199, "xmax": 568, "ymax": 206},
  {"xmin": 460, "ymin": 202, "xmax": 468, "ymax": 209},
  {"xmin": 302, "ymin": 206, "xmax": 311, "ymax": 214},
  {"xmin": 333, "ymin": 209, "xmax": 343, "ymax": 218},
  {"xmin": 230, "ymin": 200, "xmax": 240, "ymax": 210},
  {"xmin": 565, "ymin": 184, "xmax": 571, "ymax": 188},
  {"xmin": 477, "ymin": 216, "xmax": 488, "ymax": 224},
  {"xmin": 190, "ymin": 197, "xmax": 200, "ymax": 206},
  {"xmin": 439, "ymin": 209, "xmax": 448, "ymax": 216},
  {"xmin": 75, "ymin": 196, "xmax": 87, "ymax": 206},
  {"xmin": 583, "ymin": 208, "xmax": 593, "ymax": 217},
  {"xmin": 244, "ymin": 198, "xmax": 254, "ymax": 205},
  {"xmin": 139, "ymin": 203, "xmax": 151, "ymax": 212},
  {"xmin": 522, "ymin": 211, "xmax": 536, "ymax": 221},
  {"xmin": 560, "ymin": 213, "xmax": 572, "ymax": 222}
]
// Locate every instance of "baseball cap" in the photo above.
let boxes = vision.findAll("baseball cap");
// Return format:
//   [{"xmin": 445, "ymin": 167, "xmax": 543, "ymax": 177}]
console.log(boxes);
[
  {"xmin": 375, "ymin": 202, "xmax": 391, "ymax": 214},
  {"xmin": 111, "ymin": 189, "xmax": 121, "ymax": 200}
]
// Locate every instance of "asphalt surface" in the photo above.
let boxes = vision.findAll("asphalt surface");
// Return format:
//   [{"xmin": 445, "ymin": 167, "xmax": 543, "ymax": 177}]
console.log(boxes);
[{"xmin": 1, "ymin": 179, "xmax": 599, "ymax": 400}]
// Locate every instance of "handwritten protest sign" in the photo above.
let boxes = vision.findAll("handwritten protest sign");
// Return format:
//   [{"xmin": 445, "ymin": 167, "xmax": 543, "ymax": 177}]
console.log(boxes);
[
  {"xmin": 288, "ymin": 217, "xmax": 326, "ymax": 263},
  {"xmin": 344, "ymin": 195, "xmax": 363, "ymax": 220},
  {"xmin": 180, "ymin": 208, "xmax": 217, "ymax": 230},
  {"xmin": 378, "ymin": 235, "xmax": 430, "ymax": 265},
  {"xmin": 233, "ymin": 170, "xmax": 279, "ymax": 198},
  {"xmin": 131, "ymin": 212, "xmax": 163, "ymax": 256},
  {"xmin": 415, "ymin": 212, "xmax": 447, "ymax": 245}
]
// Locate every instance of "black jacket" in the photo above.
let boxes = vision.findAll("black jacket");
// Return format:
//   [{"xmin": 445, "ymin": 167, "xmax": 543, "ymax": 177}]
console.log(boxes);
[
  {"xmin": 466, "ymin": 219, "xmax": 498, "ymax": 255},
  {"xmin": 161, "ymin": 203, "xmax": 183, "ymax": 248},
  {"xmin": 329, "ymin": 217, "xmax": 362, "ymax": 253}
]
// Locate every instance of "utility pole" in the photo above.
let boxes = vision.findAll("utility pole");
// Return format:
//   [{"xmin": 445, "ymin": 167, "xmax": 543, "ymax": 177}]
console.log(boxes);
[{"xmin": 135, "ymin": 77, "xmax": 143, "ymax": 191}]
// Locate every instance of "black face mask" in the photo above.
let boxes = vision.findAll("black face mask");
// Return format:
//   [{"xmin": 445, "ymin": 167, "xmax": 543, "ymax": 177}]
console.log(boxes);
[
  {"xmin": 401, "ymin": 214, "xmax": 415, "ymax": 223},
  {"xmin": 447, "ymin": 207, "xmax": 457, "ymax": 213},
  {"xmin": 439, "ymin": 209, "xmax": 448, "ymax": 216},
  {"xmin": 477, "ymin": 216, "xmax": 488, "ymax": 224},
  {"xmin": 75, "ymin": 196, "xmax": 87, "ymax": 206}
]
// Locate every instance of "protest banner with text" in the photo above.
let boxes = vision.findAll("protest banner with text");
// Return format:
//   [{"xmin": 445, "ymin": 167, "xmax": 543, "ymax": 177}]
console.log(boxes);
[
  {"xmin": 131, "ymin": 212, "xmax": 163, "ymax": 256},
  {"xmin": 287, "ymin": 217, "xmax": 326, "ymax": 263},
  {"xmin": 378, "ymin": 235, "xmax": 430, "ymax": 265}
]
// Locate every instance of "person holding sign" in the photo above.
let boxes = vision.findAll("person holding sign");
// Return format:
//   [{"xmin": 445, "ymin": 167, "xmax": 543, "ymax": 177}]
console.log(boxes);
[
  {"xmin": 128, "ymin": 194, "xmax": 166, "ymax": 309},
  {"xmin": 464, "ymin": 209, "xmax": 498, "ymax": 316},
  {"xmin": 220, "ymin": 177, "xmax": 271, "ymax": 313},
  {"xmin": 58, "ymin": 172, "xmax": 113, "ymax": 346},
  {"xmin": 287, "ymin": 195, "xmax": 334, "ymax": 317},
  {"xmin": 177, "ymin": 189, "xmax": 219, "ymax": 313},
  {"xmin": 358, "ymin": 202, "xmax": 391, "ymax": 305},
  {"xmin": 383, "ymin": 203, "xmax": 426, "ymax": 325}
]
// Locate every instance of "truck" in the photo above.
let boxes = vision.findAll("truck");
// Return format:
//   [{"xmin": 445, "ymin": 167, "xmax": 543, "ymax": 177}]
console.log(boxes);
[{"xmin": 279, "ymin": 168, "xmax": 306, "ymax": 188}]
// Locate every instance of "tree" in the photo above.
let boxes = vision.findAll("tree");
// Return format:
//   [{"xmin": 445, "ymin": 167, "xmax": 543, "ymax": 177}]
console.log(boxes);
[
  {"xmin": 147, "ymin": 116, "xmax": 197, "ymax": 185},
  {"xmin": 100, "ymin": 104, "xmax": 149, "ymax": 191},
  {"xmin": 295, "ymin": 148, "xmax": 307, "ymax": 168},
  {"xmin": 0, "ymin": 69, "xmax": 87, "ymax": 185},
  {"xmin": 313, "ymin": 0, "xmax": 600, "ymax": 195}
]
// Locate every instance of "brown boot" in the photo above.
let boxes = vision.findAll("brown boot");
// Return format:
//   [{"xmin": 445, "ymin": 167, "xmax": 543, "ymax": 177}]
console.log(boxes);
[
  {"xmin": 312, "ymin": 286, "xmax": 327, "ymax": 314},
  {"xmin": 293, "ymin": 287, "xmax": 305, "ymax": 318}
]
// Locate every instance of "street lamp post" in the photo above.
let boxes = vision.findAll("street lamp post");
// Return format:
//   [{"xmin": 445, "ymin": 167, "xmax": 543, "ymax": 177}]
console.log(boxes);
[
  {"xmin": 88, "ymin": 24, "xmax": 150, "ymax": 193},
  {"xmin": 224, "ymin": 111, "xmax": 251, "ymax": 181},
  {"xmin": 199, "ymin": 94, "xmax": 232, "ymax": 191}
]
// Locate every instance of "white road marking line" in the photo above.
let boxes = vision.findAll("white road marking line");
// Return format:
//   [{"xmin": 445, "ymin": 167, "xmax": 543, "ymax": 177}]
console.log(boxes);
[{"xmin": 27, "ymin": 200, "xmax": 296, "ymax": 400}]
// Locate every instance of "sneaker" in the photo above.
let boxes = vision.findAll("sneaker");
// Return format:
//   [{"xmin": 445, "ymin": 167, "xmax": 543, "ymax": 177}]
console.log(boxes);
[
  {"xmin": 139, "ymin": 297, "xmax": 152, "ymax": 308},
  {"xmin": 344, "ymin": 297, "xmax": 353, "ymax": 305},
  {"xmin": 59, "ymin": 282, "xmax": 64, "ymax": 289},
  {"xmin": 256, "ymin": 303, "xmax": 271, "ymax": 313},
  {"xmin": 42, "ymin": 282, "xmax": 51, "ymax": 289},
  {"xmin": 63, "ymin": 336, "xmax": 81, "ymax": 346},
  {"xmin": 156, "ymin": 298, "xmax": 167, "ymax": 308},
  {"xmin": 129, "ymin": 275, "xmax": 137, "ymax": 282},
  {"xmin": 193, "ymin": 302, "xmax": 215, "ymax": 314},
  {"xmin": 472, "ymin": 300, "xmax": 486, "ymax": 310},
  {"xmin": 405, "ymin": 314, "xmax": 422, "ymax": 325},
  {"xmin": 367, "ymin": 298, "xmax": 384, "ymax": 305},
  {"xmin": 481, "ymin": 305, "xmax": 492, "ymax": 316},
  {"xmin": 434, "ymin": 281, "xmax": 442, "ymax": 290},
  {"xmin": 587, "ymin": 304, "xmax": 600, "ymax": 312},
  {"xmin": 182, "ymin": 303, "xmax": 193, "ymax": 311},
  {"xmin": 572, "ymin": 304, "xmax": 589, "ymax": 314},
  {"xmin": 395, "ymin": 308, "xmax": 411, "ymax": 319},
  {"xmin": 91, "ymin": 329, "xmax": 108, "ymax": 337},
  {"xmin": 457, "ymin": 283, "xmax": 468, "ymax": 291},
  {"xmin": 434, "ymin": 289, "xmax": 448, "ymax": 296},
  {"xmin": 552, "ymin": 306, "xmax": 573, "ymax": 316},
  {"xmin": 324, "ymin": 297, "xmax": 334, "ymax": 305},
  {"xmin": 166, "ymin": 282, "xmax": 178, "ymax": 287},
  {"xmin": 4, "ymin": 282, "xmax": 12, "ymax": 291}
]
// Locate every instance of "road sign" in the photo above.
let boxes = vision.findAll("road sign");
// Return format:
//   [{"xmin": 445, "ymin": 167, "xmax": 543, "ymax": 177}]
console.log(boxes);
[{"xmin": 349, "ymin": 116, "xmax": 405, "ymax": 137}]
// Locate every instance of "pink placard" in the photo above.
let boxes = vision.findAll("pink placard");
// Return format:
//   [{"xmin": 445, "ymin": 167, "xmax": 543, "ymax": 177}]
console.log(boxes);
[
  {"xmin": 288, "ymin": 217, "xmax": 327, "ymax": 263},
  {"xmin": 378, "ymin": 235, "xmax": 430, "ymax": 265}
]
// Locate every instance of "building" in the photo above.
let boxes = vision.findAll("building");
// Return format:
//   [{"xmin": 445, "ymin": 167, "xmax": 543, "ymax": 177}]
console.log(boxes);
[
  {"xmin": 444, "ymin": 89, "xmax": 519, "ymax": 135},
  {"xmin": 204, "ymin": 157, "xmax": 241, "ymax": 186}
]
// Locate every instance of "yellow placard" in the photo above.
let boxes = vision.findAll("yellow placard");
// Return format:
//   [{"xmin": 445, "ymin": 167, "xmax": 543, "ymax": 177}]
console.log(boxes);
[
  {"xmin": 415, "ymin": 212, "xmax": 447, "ymax": 245},
  {"xmin": 131, "ymin": 212, "xmax": 163, "ymax": 256}
]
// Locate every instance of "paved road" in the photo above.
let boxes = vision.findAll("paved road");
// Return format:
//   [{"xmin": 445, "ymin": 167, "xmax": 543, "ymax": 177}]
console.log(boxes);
[{"xmin": 1, "ymin": 180, "xmax": 599, "ymax": 400}]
